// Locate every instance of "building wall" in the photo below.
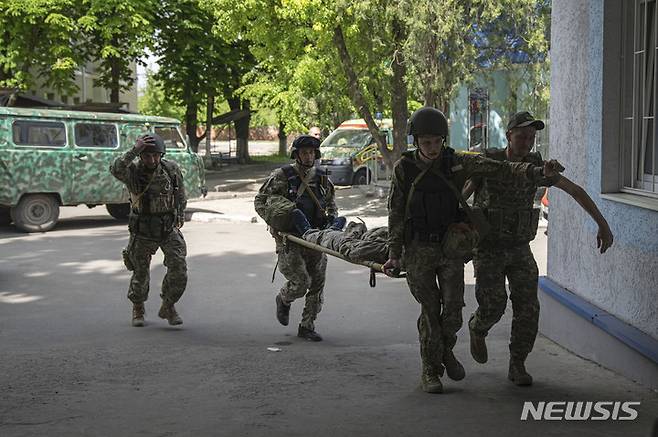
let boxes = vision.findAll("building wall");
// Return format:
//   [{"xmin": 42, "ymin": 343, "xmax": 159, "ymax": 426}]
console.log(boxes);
[
  {"xmin": 28, "ymin": 62, "xmax": 139, "ymax": 112},
  {"xmin": 548, "ymin": 0, "xmax": 658, "ymax": 341},
  {"xmin": 449, "ymin": 70, "xmax": 543, "ymax": 152}
]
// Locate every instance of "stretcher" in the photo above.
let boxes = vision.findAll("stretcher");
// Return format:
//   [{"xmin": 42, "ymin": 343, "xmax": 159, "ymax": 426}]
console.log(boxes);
[{"xmin": 278, "ymin": 232, "xmax": 406, "ymax": 287}]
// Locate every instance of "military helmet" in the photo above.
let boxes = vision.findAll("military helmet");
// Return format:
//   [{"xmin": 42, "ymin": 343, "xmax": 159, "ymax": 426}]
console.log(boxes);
[
  {"xmin": 139, "ymin": 133, "xmax": 166, "ymax": 155},
  {"xmin": 408, "ymin": 107, "xmax": 449, "ymax": 137},
  {"xmin": 290, "ymin": 135, "xmax": 321, "ymax": 159}
]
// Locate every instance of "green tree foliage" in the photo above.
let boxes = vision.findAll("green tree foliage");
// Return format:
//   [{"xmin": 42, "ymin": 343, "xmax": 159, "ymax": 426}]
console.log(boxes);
[
  {"xmin": 77, "ymin": 0, "xmax": 156, "ymax": 103},
  {"xmin": 153, "ymin": 0, "xmax": 256, "ymax": 159},
  {"xmin": 138, "ymin": 70, "xmax": 185, "ymax": 119},
  {"xmin": 0, "ymin": 0, "xmax": 81, "ymax": 93}
]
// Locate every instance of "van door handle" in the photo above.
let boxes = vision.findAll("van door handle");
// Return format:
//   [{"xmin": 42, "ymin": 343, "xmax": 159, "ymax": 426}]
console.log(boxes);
[{"xmin": 75, "ymin": 154, "xmax": 88, "ymax": 161}]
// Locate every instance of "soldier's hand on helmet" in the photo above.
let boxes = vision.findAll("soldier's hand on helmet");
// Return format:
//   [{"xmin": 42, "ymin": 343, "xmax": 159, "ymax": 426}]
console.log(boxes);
[
  {"xmin": 597, "ymin": 223, "xmax": 613, "ymax": 254},
  {"xmin": 383, "ymin": 257, "xmax": 401, "ymax": 277},
  {"xmin": 134, "ymin": 134, "xmax": 156, "ymax": 153}
]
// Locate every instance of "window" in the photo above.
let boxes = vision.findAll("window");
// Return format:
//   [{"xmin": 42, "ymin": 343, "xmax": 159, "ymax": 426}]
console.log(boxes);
[
  {"xmin": 12, "ymin": 120, "xmax": 66, "ymax": 147},
  {"xmin": 621, "ymin": 0, "xmax": 658, "ymax": 197},
  {"xmin": 154, "ymin": 126, "xmax": 187, "ymax": 150},
  {"xmin": 73, "ymin": 97, "xmax": 80, "ymax": 104},
  {"xmin": 61, "ymin": 95, "xmax": 68, "ymax": 104},
  {"xmin": 74, "ymin": 123, "xmax": 118, "ymax": 148}
]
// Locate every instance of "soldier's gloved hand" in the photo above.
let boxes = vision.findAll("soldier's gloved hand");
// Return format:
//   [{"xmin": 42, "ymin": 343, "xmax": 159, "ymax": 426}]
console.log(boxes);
[
  {"xmin": 135, "ymin": 134, "xmax": 156, "ymax": 154},
  {"xmin": 383, "ymin": 257, "xmax": 401, "ymax": 277},
  {"xmin": 176, "ymin": 216, "xmax": 185, "ymax": 229}
]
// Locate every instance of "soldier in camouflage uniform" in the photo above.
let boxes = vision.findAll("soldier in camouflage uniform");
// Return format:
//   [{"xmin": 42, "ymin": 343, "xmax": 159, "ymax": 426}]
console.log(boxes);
[
  {"xmin": 382, "ymin": 107, "xmax": 560, "ymax": 394},
  {"xmin": 255, "ymin": 135, "xmax": 344, "ymax": 342},
  {"xmin": 110, "ymin": 134, "xmax": 188, "ymax": 327},
  {"xmin": 465, "ymin": 111, "xmax": 614, "ymax": 385}
]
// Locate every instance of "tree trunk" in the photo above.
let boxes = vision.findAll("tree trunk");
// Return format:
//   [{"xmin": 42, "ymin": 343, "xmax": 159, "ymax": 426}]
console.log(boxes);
[
  {"xmin": 229, "ymin": 97, "xmax": 251, "ymax": 164},
  {"xmin": 204, "ymin": 91, "xmax": 215, "ymax": 167},
  {"xmin": 332, "ymin": 26, "xmax": 390, "ymax": 164},
  {"xmin": 278, "ymin": 120, "xmax": 287, "ymax": 156},
  {"xmin": 389, "ymin": 16, "xmax": 409, "ymax": 172},
  {"xmin": 110, "ymin": 57, "xmax": 120, "ymax": 103},
  {"xmin": 185, "ymin": 100, "xmax": 200, "ymax": 153}
]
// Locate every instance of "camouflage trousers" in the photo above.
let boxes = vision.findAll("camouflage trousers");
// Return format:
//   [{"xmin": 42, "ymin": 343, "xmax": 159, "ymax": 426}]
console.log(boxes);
[
  {"xmin": 276, "ymin": 239, "xmax": 327, "ymax": 331},
  {"xmin": 470, "ymin": 243, "xmax": 539, "ymax": 362},
  {"xmin": 405, "ymin": 241, "xmax": 465, "ymax": 374},
  {"xmin": 125, "ymin": 228, "xmax": 188, "ymax": 305}
]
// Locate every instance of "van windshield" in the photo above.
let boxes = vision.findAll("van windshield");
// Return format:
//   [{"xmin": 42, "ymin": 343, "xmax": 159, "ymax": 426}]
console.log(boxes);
[{"xmin": 321, "ymin": 129, "xmax": 372, "ymax": 148}]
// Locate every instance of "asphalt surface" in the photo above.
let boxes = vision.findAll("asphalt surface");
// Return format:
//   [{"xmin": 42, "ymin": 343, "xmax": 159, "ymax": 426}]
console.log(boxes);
[{"xmin": 0, "ymin": 186, "xmax": 656, "ymax": 437}]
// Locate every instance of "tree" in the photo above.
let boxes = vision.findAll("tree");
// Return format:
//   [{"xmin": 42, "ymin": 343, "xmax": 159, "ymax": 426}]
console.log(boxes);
[
  {"xmin": 0, "ymin": 0, "xmax": 82, "ymax": 94},
  {"xmin": 138, "ymin": 70, "xmax": 185, "ymax": 119},
  {"xmin": 77, "ymin": 0, "xmax": 156, "ymax": 103},
  {"xmin": 206, "ymin": 0, "xmax": 407, "ymax": 169},
  {"xmin": 153, "ymin": 0, "xmax": 256, "ymax": 160}
]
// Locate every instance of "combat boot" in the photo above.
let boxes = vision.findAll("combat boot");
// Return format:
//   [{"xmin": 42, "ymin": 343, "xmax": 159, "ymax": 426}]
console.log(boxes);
[
  {"xmin": 443, "ymin": 349, "xmax": 466, "ymax": 381},
  {"xmin": 469, "ymin": 316, "xmax": 488, "ymax": 363},
  {"xmin": 508, "ymin": 359, "xmax": 533, "ymax": 386},
  {"xmin": 158, "ymin": 302, "xmax": 183, "ymax": 326},
  {"xmin": 132, "ymin": 303, "xmax": 145, "ymax": 327},
  {"xmin": 275, "ymin": 294, "xmax": 290, "ymax": 326},
  {"xmin": 297, "ymin": 325, "xmax": 323, "ymax": 342},
  {"xmin": 421, "ymin": 364, "xmax": 443, "ymax": 394}
]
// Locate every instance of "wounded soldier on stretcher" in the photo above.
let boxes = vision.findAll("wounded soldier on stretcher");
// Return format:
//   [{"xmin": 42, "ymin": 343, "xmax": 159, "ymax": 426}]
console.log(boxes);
[{"xmin": 290, "ymin": 209, "xmax": 390, "ymax": 265}]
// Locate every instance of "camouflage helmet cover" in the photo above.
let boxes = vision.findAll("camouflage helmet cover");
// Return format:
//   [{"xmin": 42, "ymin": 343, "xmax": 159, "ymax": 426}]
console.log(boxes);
[
  {"xmin": 408, "ymin": 107, "xmax": 449, "ymax": 137},
  {"xmin": 290, "ymin": 134, "xmax": 321, "ymax": 159}
]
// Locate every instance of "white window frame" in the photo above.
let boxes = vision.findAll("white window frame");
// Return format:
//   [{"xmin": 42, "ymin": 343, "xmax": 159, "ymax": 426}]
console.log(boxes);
[{"xmin": 621, "ymin": 0, "xmax": 658, "ymax": 199}]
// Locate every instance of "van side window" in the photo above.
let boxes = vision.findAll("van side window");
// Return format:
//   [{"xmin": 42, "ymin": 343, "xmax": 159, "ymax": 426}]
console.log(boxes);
[
  {"xmin": 74, "ymin": 123, "xmax": 118, "ymax": 148},
  {"xmin": 12, "ymin": 120, "xmax": 66, "ymax": 147},
  {"xmin": 155, "ymin": 126, "xmax": 186, "ymax": 150}
]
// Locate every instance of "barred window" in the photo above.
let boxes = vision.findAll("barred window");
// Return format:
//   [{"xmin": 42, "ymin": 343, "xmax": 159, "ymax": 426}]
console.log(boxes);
[{"xmin": 621, "ymin": 0, "xmax": 658, "ymax": 197}]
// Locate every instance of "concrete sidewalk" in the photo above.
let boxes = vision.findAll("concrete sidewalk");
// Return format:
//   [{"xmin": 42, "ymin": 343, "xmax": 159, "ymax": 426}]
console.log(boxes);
[{"xmin": 0, "ymin": 219, "xmax": 656, "ymax": 437}]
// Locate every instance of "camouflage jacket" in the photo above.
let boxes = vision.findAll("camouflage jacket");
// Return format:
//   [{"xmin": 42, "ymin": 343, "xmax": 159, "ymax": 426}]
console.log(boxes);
[
  {"xmin": 110, "ymin": 148, "xmax": 187, "ymax": 224},
  {"xmin": 255, "ymin": 163, "xmax": 337, "ymax": 236},
  {"xmin": 469, "ymin": 148, "xmax": 560, "ymax": 247},
  {"xmin": 387, "ymin": 148, "xmax": 545, "ymax": 259}
]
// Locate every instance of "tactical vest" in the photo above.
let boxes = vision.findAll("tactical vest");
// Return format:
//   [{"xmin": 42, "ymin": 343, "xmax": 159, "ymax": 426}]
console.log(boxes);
[
  {"xmin": 129, "ymin": 160, "xmax": 179, "ymax": 239},
  {"xmin": 401, "ymin": 149, "xmax": 461, "ymax": 242},
  {"xmin": 474, "ymin": 149, "xmax": 541, "ymax": 245},
  {"xmin": 282, "ymin": 164, "xmax": 329, "ymax": 228}
]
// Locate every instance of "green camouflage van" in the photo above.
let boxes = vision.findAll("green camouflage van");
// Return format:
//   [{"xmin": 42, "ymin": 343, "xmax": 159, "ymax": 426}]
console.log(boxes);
[{"xmin": 0, "ymin": 107, "xmax": 206, "ymax": 232}]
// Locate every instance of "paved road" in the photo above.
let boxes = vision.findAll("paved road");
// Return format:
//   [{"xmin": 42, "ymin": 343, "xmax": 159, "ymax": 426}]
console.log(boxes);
[{"xmin": 0, "ymin": 204, "xmax": 656, "ymax": 436}]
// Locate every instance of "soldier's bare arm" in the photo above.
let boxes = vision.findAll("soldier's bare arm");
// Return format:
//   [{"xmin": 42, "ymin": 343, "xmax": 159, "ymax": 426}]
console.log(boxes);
[{"xmin": 553, "ymin": 176, "xmax": 614, "ymax": 253}]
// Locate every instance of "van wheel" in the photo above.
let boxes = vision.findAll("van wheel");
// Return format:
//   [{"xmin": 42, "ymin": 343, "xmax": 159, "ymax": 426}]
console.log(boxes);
[
  {"xmin": 352, "ymin": 168, "xmax": 371, "ymax": 185},
  {"xmin": 0, "ymin": 206, "xmax": 11, "ymax": 226},
  {"xmin": 106, "ymin": 203, "xmax": 131, "ymax": 220},
  {"xmin": 11, "ymin": 194, "xmax": 59, "ymax": 233}
]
